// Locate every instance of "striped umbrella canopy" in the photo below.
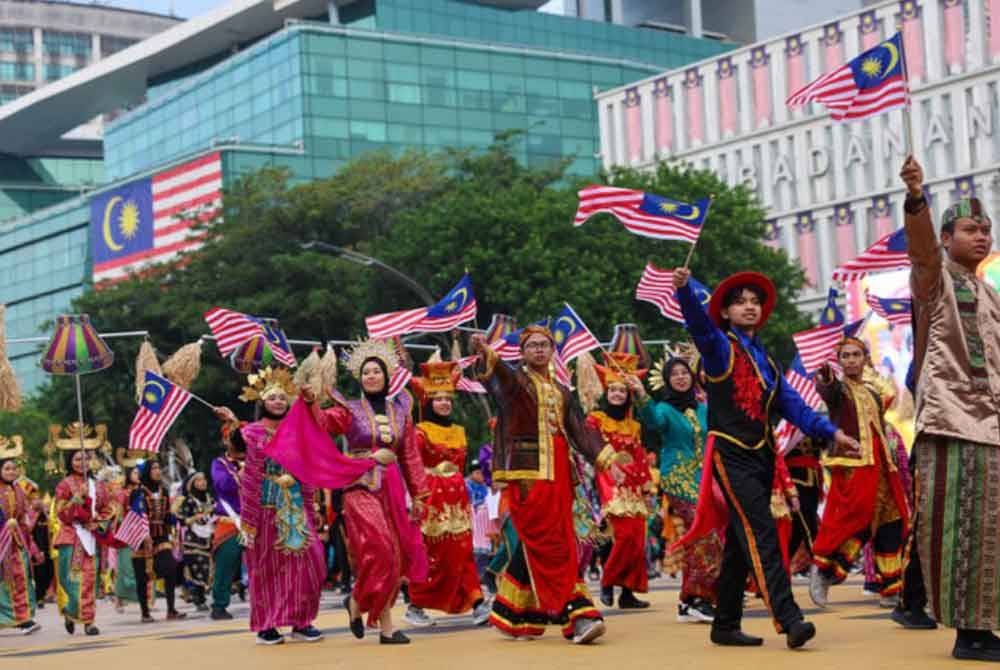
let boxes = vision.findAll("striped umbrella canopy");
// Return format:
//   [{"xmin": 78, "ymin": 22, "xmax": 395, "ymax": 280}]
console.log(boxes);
[
  {"xmin": 484, "ymin": 314, "xmax": 517, "ymax": 344},
  {"xmin": 229, "ymin": 334, "xmax": 276, "ymax": 374},
  {"xmin": 609, "ymin": 323, "xmax": 651, "ymax": 370},
  {"xmin": 977, "ymin": 252, "xmax": 1000, "ymax": 293},
  {"xmin": 41, "ymin": 315, "xmax": 114, "ymax": 375}
]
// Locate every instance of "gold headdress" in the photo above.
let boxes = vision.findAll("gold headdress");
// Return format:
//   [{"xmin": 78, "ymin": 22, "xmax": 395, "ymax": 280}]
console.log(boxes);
[
  {"xmin": 594, "ymin": 352, "xmax": 647, "ymax": 389},
  {"xmin": 239, "ymin": 366, "xmax": 298, "ymax": 403},
  {"xmin": 344, "ymin": 339, "xmax": 399, "ymax": 380},
  {"xmin": 115, "ymin": 447, "xmax": 149, "ymax": 469},
  {"xmin": 410, "ymin": 361, "xmax": 461, "ymax": 401},
  {"xmin": 43, "ymin": 423, "xmax": 111, "ymax": 474},
  {"xmin": 0, "ymin": 435, "xmax": 24, "ymax": 461},
  {"xmin": 648, "ymin": 342, "xmax": 700, "ymax": 392}
]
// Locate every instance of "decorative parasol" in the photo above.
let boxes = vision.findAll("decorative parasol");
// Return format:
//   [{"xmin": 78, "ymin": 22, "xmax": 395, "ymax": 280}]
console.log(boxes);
[
  {"xmin": 977, "ymin": 252, "xmax": 1000, "ymax": 292},
  {"xmin": 609, "ymin": 323, "xmax": 652, "ymax": 370}
]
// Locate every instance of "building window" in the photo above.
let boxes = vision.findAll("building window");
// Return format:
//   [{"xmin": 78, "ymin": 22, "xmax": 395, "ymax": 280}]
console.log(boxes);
[
  {"xmin": 0, "ymin": 84, "xmax": 33, "ymax": 105},
  {"xmin": 101, "ymin": 35, "xmax": 137, "ymax": 58},
  {"xmin": 42, "ymin": 31, "xmax": 91, "ymax": 59},
  {"xmin": 0, "ymin": 28, "xmax": 33, "ymax": 54},
  {"xmin": 45, "ymin": 63, "xmax": 77, "ymax": 81},
  {"xmin": 0, "ymin": 61, "xmax": 35, "ymax": 82}
]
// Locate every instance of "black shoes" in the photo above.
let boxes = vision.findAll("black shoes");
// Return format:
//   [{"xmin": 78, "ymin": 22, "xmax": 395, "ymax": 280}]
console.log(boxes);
[
  {"xmin": 256, "ymin": 628, "xmax": 284, "ymax": 645},
  {"xmin": 380, "ymin": 631, "xmax": 411, "ymax": 645},
  {"xmin": 953, "ymin": 630, "xmax": 1000, "ymax": 662},
  {"xmin": 618, "ymin": 589, "xmax": 650, "ymax": 609},
  {"xmin": 64, "ymin": 617, "xmax": 75, "ymax": 635},
  {"xmin": 786, "ymin": 621, "xmax": 816, "ymax": 649},
  {"xmin": 210, "ymin": 608, "xmax": 233, "ymax": 621},
  {"xmin": 710, "ymin": 627, "xmax": 764, "ymax": 646},
  {"xmin": 84, "ymin": 624, "xmax": 100, "ymax": 636},
  {"xmin": 599, "ymin": 586, "xmax": 614, "ymax": 607},
  {"xmin": 891, "ymin": 606, "xmax": 937, "ymax": 630},
  {"xmin": 344, "ymin": 596, "xmax": 364, "ymax": 639},
  {"xmin": 291, "ymin": 625, "xmax": 324, "ymax": 642}
]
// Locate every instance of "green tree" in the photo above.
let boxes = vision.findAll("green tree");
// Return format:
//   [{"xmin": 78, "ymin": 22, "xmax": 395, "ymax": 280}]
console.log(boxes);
[{"xmin": 0, "ymin": 406, "xmax": 61, "ymax": 490}]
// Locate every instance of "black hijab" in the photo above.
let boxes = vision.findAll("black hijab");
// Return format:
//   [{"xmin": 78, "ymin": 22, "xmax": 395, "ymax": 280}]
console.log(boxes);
[
  {"xmin": 139, "ymin": 459, "xmax": 164, "ymax": 494},
  {"xmin": 661, "ymin": 358, "xmax": 698, "ymax": 412},
  {"xmin": 361, "ymin": 356, "xmax": 389, "ymax": 415},
  {"xmin": 600, "ymin": 390, "xmax": 632, "ymax": 421},
  {"xmin": 422, "ymin": 397, "xmax": 454, "ymax": 427}
]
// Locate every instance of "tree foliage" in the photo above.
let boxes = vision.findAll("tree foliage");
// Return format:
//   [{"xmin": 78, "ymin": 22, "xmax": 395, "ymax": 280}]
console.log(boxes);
[{"xmin": 23, "ymin": 138, "xmax": 810, "ymax": 466}]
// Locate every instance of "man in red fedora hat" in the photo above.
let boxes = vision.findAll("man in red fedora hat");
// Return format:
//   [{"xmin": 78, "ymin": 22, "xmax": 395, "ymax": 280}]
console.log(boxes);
[{"xmin": 671, "ymin": 267, "xmax": 859, "ymax": 650}]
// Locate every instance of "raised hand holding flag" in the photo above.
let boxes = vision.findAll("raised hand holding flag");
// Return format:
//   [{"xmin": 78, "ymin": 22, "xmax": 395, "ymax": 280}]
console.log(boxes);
[
  {"xmin": 129, "ymin": 371, "xmax": 193, "ymax": 453},
  {"xmin": 635, "ymin": 262, "xmax": 711, "ymax": 324}
]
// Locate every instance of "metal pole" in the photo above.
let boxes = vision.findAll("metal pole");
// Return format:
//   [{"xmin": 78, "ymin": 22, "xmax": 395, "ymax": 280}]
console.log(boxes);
[
  {"xmin": 74, "ymin": 375, "xmax": 86, "ymax": 451},
  {"xmin": 8, "ymin": 330, "xmax": 149, "ymax": 345},
  {"xmin": 300, "ymin": 241, "xmax": 436, "ymax": 306}
]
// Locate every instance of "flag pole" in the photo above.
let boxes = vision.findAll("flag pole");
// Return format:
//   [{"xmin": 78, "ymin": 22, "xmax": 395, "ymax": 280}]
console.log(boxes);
[
  {"xmin": 682, "ymin": 195, "xmax": 714, "ymax": 270},
  {"xmin": 899, "ymin": 32, "xmax": 915, "ymax": 157}
]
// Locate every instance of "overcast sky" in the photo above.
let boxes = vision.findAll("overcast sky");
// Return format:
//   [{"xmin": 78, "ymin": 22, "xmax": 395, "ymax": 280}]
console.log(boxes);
[{"xmin": 96, "ymin": 0, "xmax": 223, "ymax": 18}]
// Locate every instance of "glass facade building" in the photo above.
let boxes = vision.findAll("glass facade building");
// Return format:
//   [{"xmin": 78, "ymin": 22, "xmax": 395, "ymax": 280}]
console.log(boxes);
[{"xmin": 3, "ymin": 0, "xmax": 732, "ymax": 393}]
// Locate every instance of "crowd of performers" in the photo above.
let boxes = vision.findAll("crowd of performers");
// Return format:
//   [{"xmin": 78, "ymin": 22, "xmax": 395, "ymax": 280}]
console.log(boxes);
[{"xmin": 1, "ymin": 155, "xmax": 999, "ymax": 661}]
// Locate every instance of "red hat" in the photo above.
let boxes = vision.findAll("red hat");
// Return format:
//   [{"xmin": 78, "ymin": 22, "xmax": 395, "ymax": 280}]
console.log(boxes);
[{"xmin": 708, "ymin": 271, "xmax": 777, "ymax": 328}]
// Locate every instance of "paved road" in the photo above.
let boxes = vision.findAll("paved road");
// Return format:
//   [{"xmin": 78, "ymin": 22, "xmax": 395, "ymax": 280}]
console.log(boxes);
[{"xmin": 0, "ymin": 576, "xmax": 974, "ymax": 669}]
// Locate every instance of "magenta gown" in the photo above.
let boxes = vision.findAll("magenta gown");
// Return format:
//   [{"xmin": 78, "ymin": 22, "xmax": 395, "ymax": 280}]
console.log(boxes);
[{"xmin": 239, "ymin": 420, "xmax": 328, "ymax": 632}]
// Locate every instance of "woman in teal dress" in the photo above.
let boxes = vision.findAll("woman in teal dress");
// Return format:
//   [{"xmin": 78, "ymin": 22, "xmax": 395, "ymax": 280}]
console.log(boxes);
[{"xmin": 636, "ymin": 356, "xmax": 720, "ymax": 624}]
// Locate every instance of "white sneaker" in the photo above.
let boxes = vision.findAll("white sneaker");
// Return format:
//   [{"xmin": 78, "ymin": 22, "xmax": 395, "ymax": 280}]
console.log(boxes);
[
  {"xmin": 403, "ymin": 606, "xmax": 435, "ymax": 627},
  {"xmin": 571, "ymin": 619, "xmax": 606, "ymax": 645},
  {"xmin": 878, "ymin": 595, "xmax": 899, "ymax": 609},
  {"xmin": 677, "ymin": 601, "xmax": 713, "ymax": 623},
  {"xmin": 472, "ymin": 599, "xmax": 492, "ymax": 626},
  {"xmin": 808, "ymin": 565, "xmax": 831, "ymax": 608}
]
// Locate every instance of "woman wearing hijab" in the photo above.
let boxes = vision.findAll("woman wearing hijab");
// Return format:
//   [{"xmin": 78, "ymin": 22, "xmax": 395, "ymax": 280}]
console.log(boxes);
[
  {"xmin": 292, "ymin": 340, "xmax": 429, "ymax": 645},
  {"xmin": 177, "ymin": 472, "xmax": 216, "ymax": 612},
  {"xmin": 405, "ymin": 361, "xmax": 490, "ymax": 628},
  {"xmin": 112, "ymin": 464, "xmax": 143, "ymax": 613},
  {"xmin": 586, "ymin": 352, "xmax": 652, "ymax": 610},
  {"xmin": 130, "ymin": 459, "xmax": 186, "ymax": 623},
  {"xmin": 0, "ymin": 437, "xmax": 43, "ymax": 634},
  {"xmin": 53, "ymin": 446, "xmax": 112, "ymax": 635},
  {"xmin": 636, "ymin": 355, "xmax": 719, "ymax": 624}
]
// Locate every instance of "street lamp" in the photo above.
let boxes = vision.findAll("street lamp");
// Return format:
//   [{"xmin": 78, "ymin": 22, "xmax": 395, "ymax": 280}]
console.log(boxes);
[{"xmin": 300, "ymin": 241, "xmax": 435, "ymax": 306}]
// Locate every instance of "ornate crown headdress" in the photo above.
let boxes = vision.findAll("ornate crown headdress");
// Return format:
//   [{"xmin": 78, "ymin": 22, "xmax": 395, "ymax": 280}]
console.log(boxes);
[
  {"xmin": 344, "ymin": 338, "xmax": 399, "ymax": 380},
  {"xmin": 648, "ymin": 342, "xmax": 701, "ymax": 392},
  {"xmin": 0, "ymin": 434, "xmax": 24, "ymax": 461},
  {"xmin": 239, "ymin": 366, "xmax": 298, "ymax": 403}
]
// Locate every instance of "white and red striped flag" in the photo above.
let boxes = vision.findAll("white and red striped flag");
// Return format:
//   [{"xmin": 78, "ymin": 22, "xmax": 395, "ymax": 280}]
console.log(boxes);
[
  {"xmin": 786, "ymin": 356, "xmax": 823, "ymax": 410},
  {"xmin": 574, "ymin": 186, "xmax": 709, "ymax": 243},
  {"xmin": 866, "ymin": 291, "xmax": 912, "ymax": 327},
  {"xmin": 92, "ymin": 152, "xmax": 222, "ymax": 285},
  {"xmin": 366, "ymin": 275, "xmax": 477, "ymax": 339},
  {"xmin": 114, "ymin": 510, "xmax": 151, "ymax": 551},
  {"xmin": 0, "ymin": 522, "xmax": 11, "ymax": 563},
  {"xmin": 787, "ymin": 33, "xmax": 909, "ymax": 122},
  {"xmin": 128, "ymin": 371, "xmax": 193, "ymax": 452},
  {"xmin": 552, "ymin": 304, "xmax": 600, "ymax": 363},
  {"xmin": 204, "ymin": 307, "xmax": 264, "ymax": 356},
  {"xmin": 634, "ymin": 263, "xmax": 711, "ymax": 324},
  {"xmin": 792, "ymin": 319, "xmax": 864, "ymax": 374},
  {"xmin": 831, "ymin": 227, "xmax": 908, "ymax": 282},
  {"xmin": 386, "ymin": 366, "xmax": 412, "ymax": 400}
]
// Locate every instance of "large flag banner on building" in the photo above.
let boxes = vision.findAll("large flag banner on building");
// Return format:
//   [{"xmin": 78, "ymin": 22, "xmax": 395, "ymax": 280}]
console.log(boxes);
[
  {"xmin": 551, "ymin": 304, "xmax": 601, "ymax": 363},
  {"xmin": 634, "ymin": 263, "xmax": 711, "ymax": 324},
  {"xmin": 831, "ymin": 228, "xmax": 909, "ymax": 281},
  {"xmin": 129, "ymin": 371, "xmax": 193, "ymax": 452},
  {"xmin": 92, "ymin": 152, "xmax": 222, "ymax": 284},
  {"xmin": 786, "ymin": 32, "xmax": 909, "ymax": 122},
  {"xmin": 866, "ymin": 291, "xmax": 912, "ymax": 327},
  {"xmin": 114, "ymin": 510, "xmax": 151, "ymax": 551},
  {"xmin": 366, "ymin": 275, "xmax": 478, "ymax": 339},
  {"xmin": 574, "ymin": 185, "xmax": 710, "ymax": 243}
]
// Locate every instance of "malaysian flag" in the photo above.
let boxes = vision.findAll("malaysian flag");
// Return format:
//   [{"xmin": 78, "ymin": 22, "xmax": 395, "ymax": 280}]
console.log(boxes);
[
  {"xmin": 366, "ymin": 275, "xmax": 477, "ymax": 339},
  {"xmin": 792, "ymin": 289, "xmax": 859, "ymax": 373},
  {"xmin": 574, "ymin": 185, "xmax": 710, "ymax": 243},
  {"xmin": 92, "ymin": 152, "xmax": 222, "ymax": 285},
  {"xmin": 786, "ymin": 33, "xmax": 909, "ymax": 122},
  {"xmin": 551, "ymin": 304, "xmax": 600, "ymax": 363},
  {"xmin": 387, "ymin": 366, "xmax": 412, "ymax": 400},
  {"xmin": 866, "ymin": 291, "xmax": 912, "ymax": 326},
  {"xmin": 831, "ymin": 228, "xmax": 908, "ymax": 281},
  {"xmin": 114, "ymin": 510, "xmax": 150, "ymax": 551},
  {"xmin": 0, "ymin": 521, "xmax": 10, "ymax": 562},
  {"xmin": 774, "ymin": 419, "xmax": 804, "ymax": 455},
  {"xmin": 634, "ymin": 263, "xmax": 711, "ymax": 324},
  {"xmin": 786, "ymin": 355, "xmax": 823, "ymax": 410},
  {"xmin": 204, "ymin": 309, "xmax": 296, "ymax": 367},
  {"xmin": 129, "ymin": 371, "xmax": 193, "ymax": 452}
]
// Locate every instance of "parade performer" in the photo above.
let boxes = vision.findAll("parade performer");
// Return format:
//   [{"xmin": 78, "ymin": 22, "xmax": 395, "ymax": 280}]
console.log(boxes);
[
  {"xmin": 0, "ymin": 437, "xmax": 42, "ymax": 634},
  {"xmin": 54, "ymin": 445, "xmax": 112, "ymax": 635},
  {"xmin": 404, "ymin": 361, "xmax": 491, "ymax": 627},
  {"xmin": 19, "ymin": 477, "xmax": 53, "ymax": 611},
  {"xmin": 636, "ymin": 355, "xmax": 718, "ymax": 623},
  {"xmin": 208, "ymin": 421, "xmax": 244, "ymax": 621},
  {"xmin": 808, "ymin": 339, "xmax": 909, "ymax": 607},
  {"xmin": 585, "ymin": 352, "xmax": 651, "ymax": 610},
  {"xmin": 272, "ymin": 341, "xmax": 428, "ymax": 645},
  {"xmin": 130, "ymin": 459, "xmax": 187, "ymax": 623},
  {"xmin": 672, "ymin": 267, "xmax": 859, "ymax": 649},
  {"xmin": 112, "ymin": 464, "xmax": 143, "ymax": 612},
  {"xmin": 177, "ymin": 472, "xmax": 216, "ymax": 612},
  {"xmin": 469, "ymin": 325, "xmax": 615, "ymax": 645},
  {"xmin": 214, "ymin": 367, "xmax": 327, "ymax": 645},
  {"xmin": 900, "ymin": 156, "xmax": 1000, "ymax": 661}
]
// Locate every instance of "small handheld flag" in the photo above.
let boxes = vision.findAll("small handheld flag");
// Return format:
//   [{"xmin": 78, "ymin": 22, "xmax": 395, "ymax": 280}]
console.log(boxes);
[
  {"xmin": 793, "ymin": 318, "xmax": 865, "ymax": 374},
  {"xmin": 366, "ymin": 275, "xmax": 478, "ymax": 339},
  {"xmin": 786, "ymin": 33, "xmax": 909, "ymax": 122},
  {"xmin": 575, "ymin": 185, "xmax": 710, "ymax": 243},
  {"xmin": 831, "ymin": 228, "xmax": 909, "ymax": 282},
  {"xmin": 635, "ymin": 263, "xmax": 711, "ymax": 324},
  {"xmin": 551, "ymin": 304, "xmax": 601, "ymax": 363},
  {"xmin": 114, "ymin": 510, "xmax": 151, "ymax": 551},
  {"xmin": 128, "ymin": 371, "xmax": 193, "ymax": 452},
  {"xmin": 866, "ymin": 291, "xmax": 912, "ymax": 327}
]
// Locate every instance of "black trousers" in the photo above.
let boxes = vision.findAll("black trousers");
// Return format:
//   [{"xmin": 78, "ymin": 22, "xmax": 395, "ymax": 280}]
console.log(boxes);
[
  {"xmin": 788, "ymin": 480, "xmax": 819, "ymax": 563},
  {"xmin": 712, "ymin": 441, "xmax": 803, "ymax": 633},
  {"xmin": 901, "ymin": 456, "xmax": 928, "ymax": 612},
  {"xmin": 133, "ymin": 549, "xmax": 179, "ymax": 617},
  {"xmin": 34, "ymin": 556, "xmax": 54, "ymax": 603}
]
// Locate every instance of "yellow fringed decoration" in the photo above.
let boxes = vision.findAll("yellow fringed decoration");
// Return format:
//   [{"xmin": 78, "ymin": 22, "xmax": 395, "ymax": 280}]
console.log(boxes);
[
  {"xmin": 0, "ymin": 304, "xmax": 22, "ymax": 412},
  {"xmin": 293, "ymin": 348, "xmax": 321, "ymax": 388},
  {"xmin": 575, "ymin": 351, "xmax": 603, "ymax": 413},
  {"xmin": 316, "ymin": 344, "xmax": 338, "ymax": 401},
  {"xmin": 162, "ymin": 341, "xmax": 202, "ymax": 390},
  {"xmin": 134, "ymin": 340, "xmax": 163, "ymax": 404}
]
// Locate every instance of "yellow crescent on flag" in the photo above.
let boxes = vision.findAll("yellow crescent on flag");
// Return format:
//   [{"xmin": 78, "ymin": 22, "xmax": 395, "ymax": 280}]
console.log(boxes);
[
  {"xmin": 882, "ymin": 39, "xmax": 899, "ymax": 77},
  {"xmin": 102, "ymin": 196, "xmax": 124, "ymax": 252}
]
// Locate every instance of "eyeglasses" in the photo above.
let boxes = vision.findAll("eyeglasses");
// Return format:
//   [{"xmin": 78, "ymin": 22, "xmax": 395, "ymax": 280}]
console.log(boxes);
[{"xmin": 523, "ymin": 341, "xmax": 552, "ymax": 351}]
